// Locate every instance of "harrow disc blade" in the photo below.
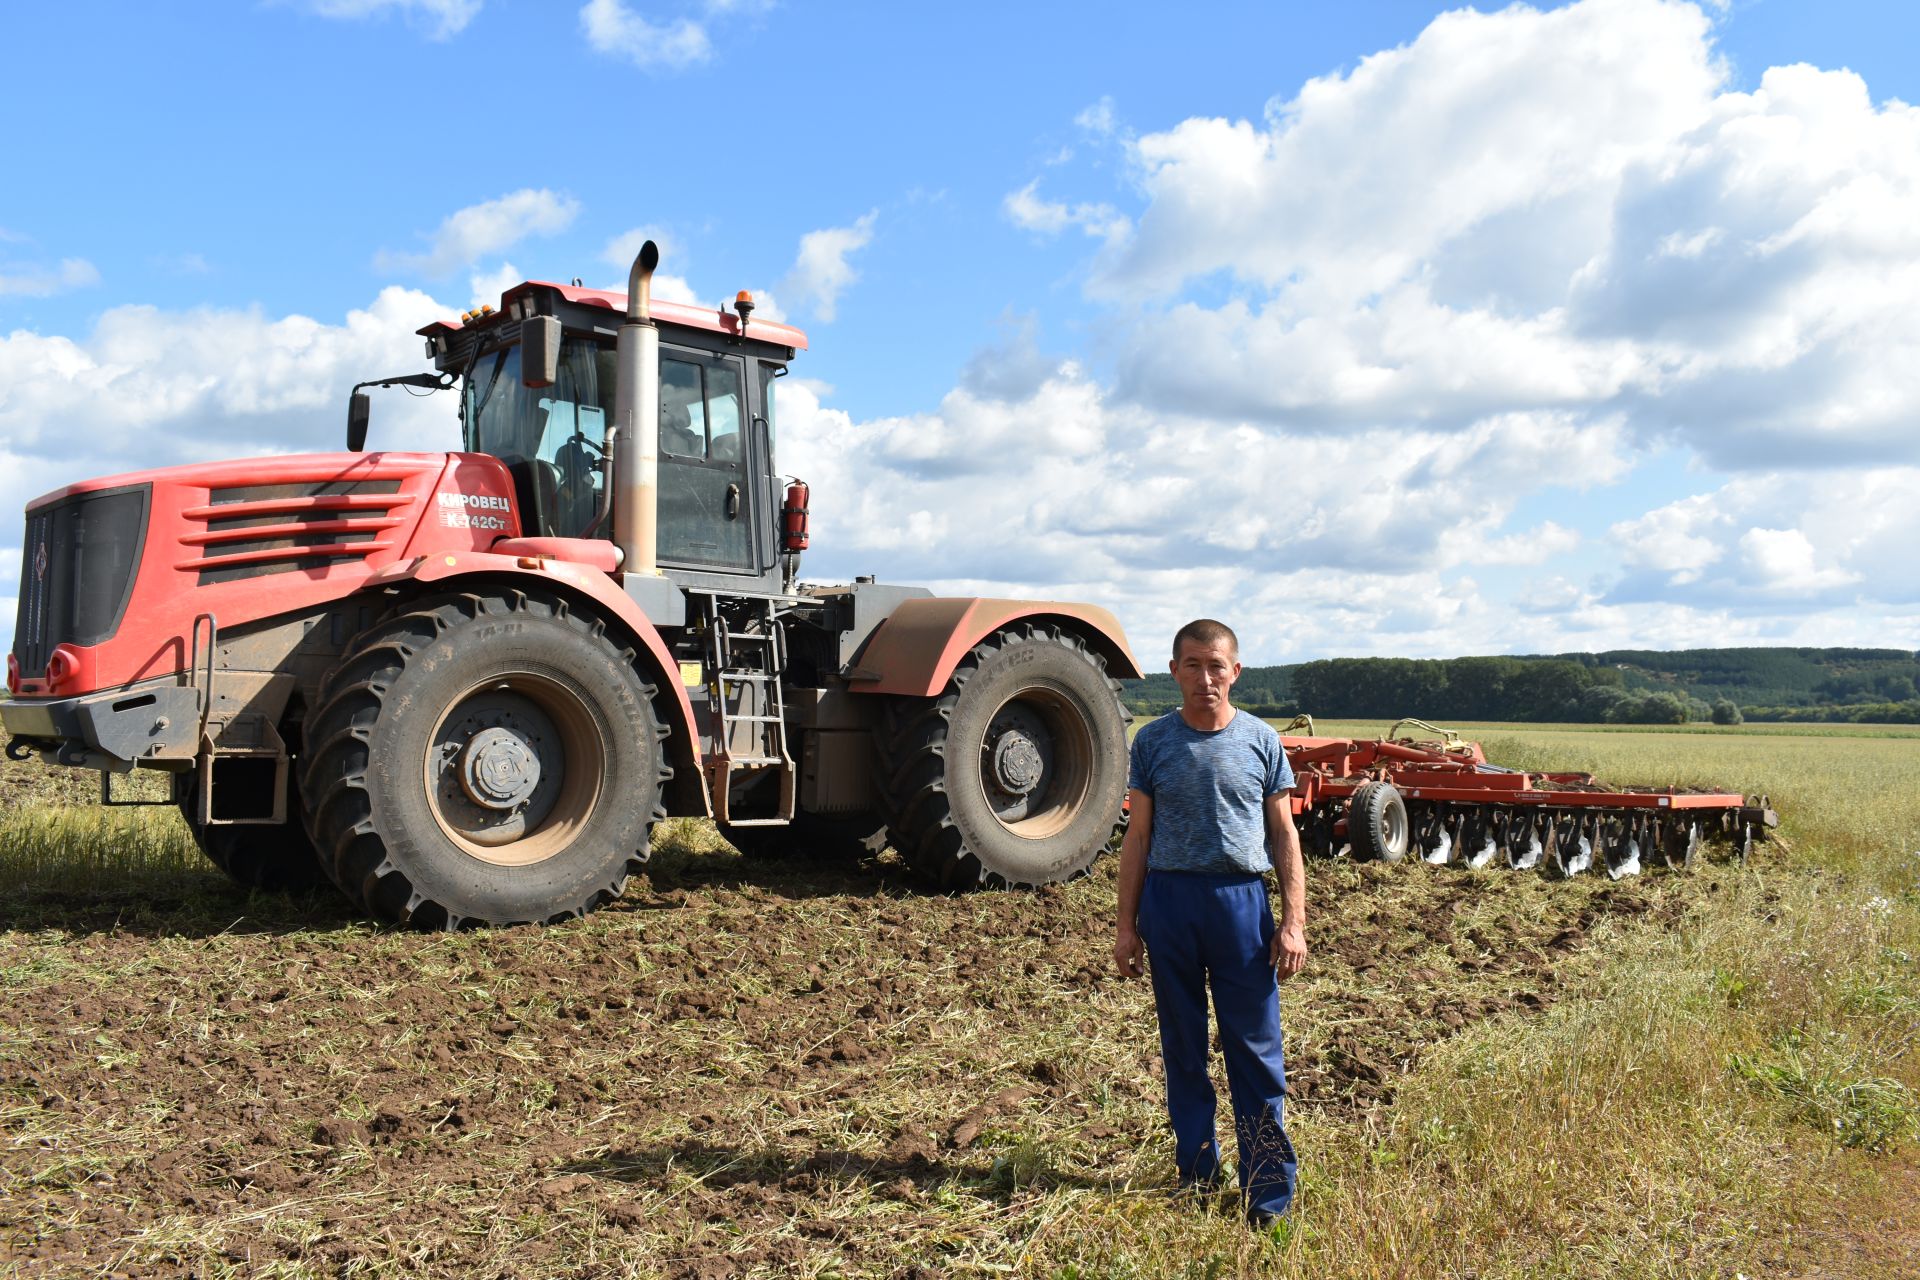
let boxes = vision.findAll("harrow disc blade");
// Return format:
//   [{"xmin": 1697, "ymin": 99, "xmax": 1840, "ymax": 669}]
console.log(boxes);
[
  {"xmin": 1604, "ymin": 831, "xmax": 1642, "ymax": 880},
  {"xmin": 1423, "ymin": 824, "xmax": 1454, "ymax": 866},
  {"xmin": 1466, "ymin": 825, "xmax": 1499, "ymax": 869},
  {"xmin": 1552, "ymin": 818, "xmax": 1593, "ymax": 878},
  {"xmin": 1510, "ymin": 816, "xmax": 1543, "ymax": 870},
  {"xmin": 1660, "ymin": 820, "xmax": 1702, "ymax": 869},
  {"xmin": 1572, "ymin": 819, "xmax": 1596, "ymax": 876}
]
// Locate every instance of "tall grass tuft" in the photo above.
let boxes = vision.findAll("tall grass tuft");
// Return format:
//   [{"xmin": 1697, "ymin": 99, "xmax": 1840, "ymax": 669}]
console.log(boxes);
[{"xmin": 0, "ymin": 805, "xmax": 207, "ymax": 895}]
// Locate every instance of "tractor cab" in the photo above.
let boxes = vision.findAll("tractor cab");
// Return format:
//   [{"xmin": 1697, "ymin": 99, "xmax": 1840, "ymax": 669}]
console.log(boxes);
[{"xmin": 417, "ymin": 279, "xmax": 808, "ymax": 594}]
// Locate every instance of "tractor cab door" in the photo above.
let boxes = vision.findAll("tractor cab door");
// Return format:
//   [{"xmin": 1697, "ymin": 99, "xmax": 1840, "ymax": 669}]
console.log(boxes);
[{"xmin": 657, "ymin": 347, "xmax": 758, "ymax": 573}]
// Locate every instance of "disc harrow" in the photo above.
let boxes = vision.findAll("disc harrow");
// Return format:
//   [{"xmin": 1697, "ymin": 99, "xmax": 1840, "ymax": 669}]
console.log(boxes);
[{"xmin": 1282, "ymin": 718, "xmax": 1776, "ymax": 880}]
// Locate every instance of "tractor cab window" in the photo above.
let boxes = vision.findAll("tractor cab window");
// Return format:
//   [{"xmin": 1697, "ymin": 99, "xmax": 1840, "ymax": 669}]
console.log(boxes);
[
  {"xmin": 462, "ymin": 340, "xmax": 610, "ymax": 539},
  {"xmin": 658, "ymin": 352, "xmax": 752, "ymax": 570},
  {"xmin": 758, "ymin": 361, "xmax": 778, "ymax": 469},
  {"xmin": 660, "ymin": 357, "xmax": 744, "ymax": 462}
]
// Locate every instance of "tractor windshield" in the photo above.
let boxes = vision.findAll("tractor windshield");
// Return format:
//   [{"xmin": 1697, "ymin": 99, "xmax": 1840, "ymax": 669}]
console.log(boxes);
[
  {"xmin": 458, "ymin": 332, "xmax": 777, "ymax": 571},
  {"xmin": 462, "ymin": 339, "xmax": 616, "ymax": 539}
]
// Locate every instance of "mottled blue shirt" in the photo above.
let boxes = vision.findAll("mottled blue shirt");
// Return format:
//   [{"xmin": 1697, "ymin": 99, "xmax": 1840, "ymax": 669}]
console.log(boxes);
[{"xmin": 1129, "ymin": 708, "xmax": 1296, "ymax": 875}]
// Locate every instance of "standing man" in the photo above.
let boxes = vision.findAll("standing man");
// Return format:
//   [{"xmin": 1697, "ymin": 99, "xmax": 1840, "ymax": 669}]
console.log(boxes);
[{"xmin": 1114, "ymin": 618, "xmax": 1308, "ymax": 1226}]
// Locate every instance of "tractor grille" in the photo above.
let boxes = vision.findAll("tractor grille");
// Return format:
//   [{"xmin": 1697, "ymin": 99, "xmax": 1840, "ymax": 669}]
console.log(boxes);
[
  {"xmin": 12, "ymin": 485, "xmax": 151, "ymax": 678},
  {"xmin": 182, "ymin": 479, "xmax": 408, "ymax": 585}
]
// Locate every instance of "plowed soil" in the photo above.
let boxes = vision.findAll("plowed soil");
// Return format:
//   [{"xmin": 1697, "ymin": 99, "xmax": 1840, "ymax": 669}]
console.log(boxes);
[{"xmin": 0, "ymin": 797, "xmax": 1693, "ymax": 1278}]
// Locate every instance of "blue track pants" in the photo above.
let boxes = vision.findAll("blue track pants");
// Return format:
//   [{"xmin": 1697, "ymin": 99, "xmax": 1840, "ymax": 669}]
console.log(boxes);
[{"xmin": 1138, "ymin": 870, "xmax": 1297, "ymax": 1217}]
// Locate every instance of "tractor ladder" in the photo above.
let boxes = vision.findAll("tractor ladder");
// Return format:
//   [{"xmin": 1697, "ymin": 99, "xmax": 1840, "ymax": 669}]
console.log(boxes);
[{"xmin": 696, "ymin": 594, "xmax": 795, "ymax": 827}]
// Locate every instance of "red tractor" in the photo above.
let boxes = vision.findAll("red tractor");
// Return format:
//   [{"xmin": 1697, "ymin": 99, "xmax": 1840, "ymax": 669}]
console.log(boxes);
[{"xmin": 5, "ymin": 243, "xmax": 1141, "ymax": 926}]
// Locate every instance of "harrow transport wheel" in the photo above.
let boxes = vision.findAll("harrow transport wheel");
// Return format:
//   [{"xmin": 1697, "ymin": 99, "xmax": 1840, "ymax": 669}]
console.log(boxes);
[
  {"xmin": 880, "ymin": 625, "xmax": 1129, "ymax": 890},
  {"xmin": 1346, "ymin": 781, "xmax": 1410, "ymax": 863},
  {"xmin": 300, "ymin": 591, "xmax": 668, "ymax": 928}
]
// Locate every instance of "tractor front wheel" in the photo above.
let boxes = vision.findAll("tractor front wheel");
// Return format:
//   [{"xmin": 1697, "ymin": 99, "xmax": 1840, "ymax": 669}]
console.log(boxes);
[
  {"xmin": 300, "ymin": 591, "xmax": 668, "ymax": 928},
  {"xmin": 880, "ymin": 625, "xmax": 1129, "ymax": 890}
]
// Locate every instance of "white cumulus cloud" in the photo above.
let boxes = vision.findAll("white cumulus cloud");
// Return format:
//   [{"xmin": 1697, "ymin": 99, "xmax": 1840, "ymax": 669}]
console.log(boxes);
[
  {"xmin": 1076, "ymin": 96, "xmax": 1118, "ymax": 137},
  {"xmin": 1003, "ymin": 181, "xmax": 1130, "ymax": 243},
  {"xmin": 580, "ymin": 0, "xmax": 711, "ymax": 71},
  {"xmin": 292, "ymin": 0, "xmax": 482, "ymax": 40},
  {"xmin": 1084, "ymin": 0, "xmax": 1920, "ymax": 477},
  {"xmin": 376, "ymin": 189, "xmax": 580, "ymax": 278},
  {"xmin": 780, "ymin": 212, "xmax": 876, "ymax": 323},
  {"xmin": 767, "ymin": 0, "xmax": 1920, "ymax": 658},
  {"xmin": 0, "ymin": 257, "xmax": 100, "ymax": 297},
  {"xmin": 1610, "ymin": 469, "xmax": 1913, "ymax": 608}
]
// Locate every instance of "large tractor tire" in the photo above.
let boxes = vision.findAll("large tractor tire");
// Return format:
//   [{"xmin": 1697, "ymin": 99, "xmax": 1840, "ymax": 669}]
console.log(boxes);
[
  {"xmin": 300, "ymin": 590, "xmax": 669, "ymax": 928},
  {"xmin": 719, "ymin": 810, "xmax": 888, "ymax": 862},
  {"xmin": 176, "ymin": 788, "xmax": 330, "ymax": 893},
  {"xmin": 879, "ymin": 624, "xmax": 1129, "ymax": 890}
]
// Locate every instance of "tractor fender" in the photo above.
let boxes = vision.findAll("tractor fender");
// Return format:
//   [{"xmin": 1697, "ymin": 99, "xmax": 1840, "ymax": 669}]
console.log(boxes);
[
  {"xmin": 363, "ymin": 551, "xmax": 710, "ymax": 815},
  {"xmin": 845, "ymin": 597, "xmax": 1143, "ymax": 697}
]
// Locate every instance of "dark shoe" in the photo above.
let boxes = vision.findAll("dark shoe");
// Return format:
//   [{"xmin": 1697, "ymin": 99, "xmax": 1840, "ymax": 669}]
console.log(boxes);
[
  {"xmin": 1171, "ymin": 1175, "xmax": 1222, "ymax": 1203},
  {"xmin": 1248, "ymin": 1208, "xmax": 1289, "ymax": 1233}
]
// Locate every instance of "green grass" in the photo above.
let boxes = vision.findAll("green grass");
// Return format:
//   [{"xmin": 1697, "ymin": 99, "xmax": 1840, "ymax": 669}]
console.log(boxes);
[
  {"xmin": 1286, "ymin": 715, "xmax": 1920, "ymax": 740},
  {"xmin": 0, "ymin": 806, "xmax": 205, "ymax": 896}
]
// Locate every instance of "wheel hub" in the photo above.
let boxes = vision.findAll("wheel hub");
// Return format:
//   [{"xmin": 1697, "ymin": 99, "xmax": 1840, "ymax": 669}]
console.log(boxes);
[
  {"xmin": 991, "ymin": 732, "xmax": 1045, "ymax": 796},
  {"xmin": 459, "ymin": 726, "xmax": 542, "ymax": 810},
  {"xmin": 981, "ymin": 702, "xmax": 1057, "ymax": 823},
  {"xmin": 429, "ymin": 688, "xmax": 569, "ymax": 849}
]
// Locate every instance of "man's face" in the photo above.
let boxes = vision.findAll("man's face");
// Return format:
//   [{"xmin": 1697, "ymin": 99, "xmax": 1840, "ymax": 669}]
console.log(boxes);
[{"xmin": 1171, "ymin": 637, "xmax": 1242, "ymax": 715}]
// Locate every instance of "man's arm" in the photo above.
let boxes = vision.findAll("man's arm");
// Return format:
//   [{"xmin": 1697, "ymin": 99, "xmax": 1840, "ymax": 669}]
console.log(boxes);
[
  {"xmin": 1264, "ymin": 791, "xmax": 1308, "ymax": 980},
  {"xmin": 1113, "ymin": 789, "xmax": 1153, "ymax": 979}
]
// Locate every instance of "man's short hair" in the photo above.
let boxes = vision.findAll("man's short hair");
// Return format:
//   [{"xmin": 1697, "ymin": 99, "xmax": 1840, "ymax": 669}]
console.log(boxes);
[{"xmin": 1172, "ymin": 618, "xmax": 1239, "ymax": 661}]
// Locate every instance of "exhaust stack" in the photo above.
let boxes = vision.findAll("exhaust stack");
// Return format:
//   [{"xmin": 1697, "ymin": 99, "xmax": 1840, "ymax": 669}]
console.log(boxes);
[{"xmin": 613, "ymin": 240, "xmax": 662, "ymax": 575}]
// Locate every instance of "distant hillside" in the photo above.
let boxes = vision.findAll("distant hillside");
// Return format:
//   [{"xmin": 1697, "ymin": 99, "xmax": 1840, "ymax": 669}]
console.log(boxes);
[
  {"xmin": 1556, "ymin": 647, "xmax": 1919, "ymax": 707},
  {"xmin": 1119, "ymin": 647, "xmax": 1920, "ymax": 725}
]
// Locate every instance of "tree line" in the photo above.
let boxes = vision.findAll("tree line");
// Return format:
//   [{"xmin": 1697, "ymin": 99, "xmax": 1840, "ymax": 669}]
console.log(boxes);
[{"xmin": 1120, "ymin": 648, "xmax": 1920, "ymax": 725}]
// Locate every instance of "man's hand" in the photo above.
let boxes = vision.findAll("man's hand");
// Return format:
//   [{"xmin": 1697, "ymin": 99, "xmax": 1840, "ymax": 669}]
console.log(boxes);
[
  {"xmin": 1271, "ymin": 922, "xmax": 1307, "ymax": 981},
  {"xmin": 1114, "ymin": 790, "xmax": 1152, "ymax": 981}
]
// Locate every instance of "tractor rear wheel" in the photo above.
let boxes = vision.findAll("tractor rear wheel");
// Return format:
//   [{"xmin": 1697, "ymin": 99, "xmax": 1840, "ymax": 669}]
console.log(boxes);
[
  {"xmin": 880, "ymin": 625, "xmax": 1128, "ymax": 890},
  {"xmin": 300, "ymin": 590, "xmax": 668, "ymax": 928},
  {"xmin": 1347, "ymin": 781, "xmax": 1410, "ymax": 863}
]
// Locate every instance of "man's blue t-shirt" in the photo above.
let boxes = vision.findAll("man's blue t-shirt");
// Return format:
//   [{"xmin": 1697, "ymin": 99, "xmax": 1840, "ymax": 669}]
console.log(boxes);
[{"xmin": 1129, "ymin": 708, "xmax": 1296, "ymax": 875}]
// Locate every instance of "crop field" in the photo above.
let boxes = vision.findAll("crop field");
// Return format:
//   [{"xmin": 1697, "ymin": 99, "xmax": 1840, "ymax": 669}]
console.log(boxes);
[{"xmin": 2, "ymin": 721, "xmax": 1917, "ymax": 1278}]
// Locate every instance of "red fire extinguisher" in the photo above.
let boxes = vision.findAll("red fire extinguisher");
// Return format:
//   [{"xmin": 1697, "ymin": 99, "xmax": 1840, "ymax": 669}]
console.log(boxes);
[{"xmin": 781, "ymin": 480, "xmax": 810, "ymax": 553}]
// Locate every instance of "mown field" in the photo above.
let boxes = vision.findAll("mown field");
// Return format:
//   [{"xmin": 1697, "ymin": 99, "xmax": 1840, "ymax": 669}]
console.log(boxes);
[{"xmin": 2, "ymin": 720, "xmax": 1917, "ymax": 1278}]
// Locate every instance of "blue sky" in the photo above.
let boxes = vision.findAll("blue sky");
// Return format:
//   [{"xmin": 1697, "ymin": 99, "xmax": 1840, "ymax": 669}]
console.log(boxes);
[{"xmin": 5, "ymin": 0, "xmax": 1919, "ymax": 664}]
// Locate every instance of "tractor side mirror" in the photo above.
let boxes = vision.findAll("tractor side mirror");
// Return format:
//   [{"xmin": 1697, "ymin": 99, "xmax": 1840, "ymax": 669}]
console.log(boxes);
[
  {"xmin": 522, "ymin": 315, "xmax": 561, "ymax": 389},
  {"xmin": 347, "ymin": 391, "xmax": 371, "ymax": 452}
]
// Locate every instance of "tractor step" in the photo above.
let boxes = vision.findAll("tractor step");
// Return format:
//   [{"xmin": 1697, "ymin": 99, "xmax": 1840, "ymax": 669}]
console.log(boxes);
[{"xmin": 695, "ymin": 592, "xmax": 795, "ymax": 827}]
